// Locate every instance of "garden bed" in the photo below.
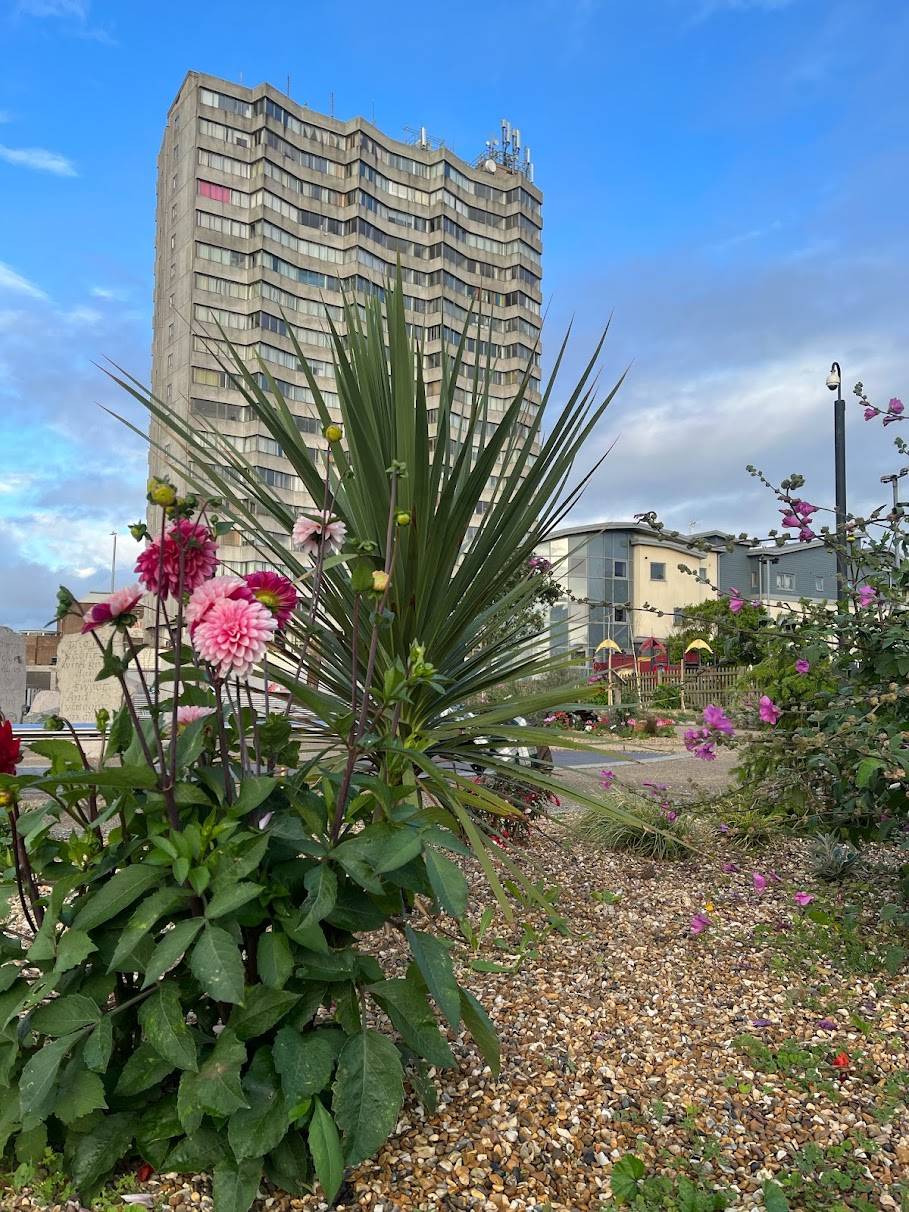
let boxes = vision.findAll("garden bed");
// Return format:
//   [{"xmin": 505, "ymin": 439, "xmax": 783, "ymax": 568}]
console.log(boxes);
[{"xmin": 7, "ymin": 831, "xmax": 906, "ymax": 1212}]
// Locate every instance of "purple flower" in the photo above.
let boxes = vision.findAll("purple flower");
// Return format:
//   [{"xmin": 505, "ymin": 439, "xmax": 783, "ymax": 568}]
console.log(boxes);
[
  {"xmin": 817, "ymin": 1018, "xmax": 837, "ymax": 1031},
  {"xmin": 728, "ymin": 592, "xmax": 744, "ymax": 614},
  {"xmin": 795, "ymin": 658, "xmax": 810, "ymax": 675},
  {"xmin": 794, "ymin": 891, "xmax": 814, "ymax": 907},
  {"xmin": 703, "ymin": 704, "xmax": 734, "ymax": 735},
  {"xmin": 664, "ymin": 809, "xmax": 678, "ymax": 823},
  {"xmin": 758, "ymin": 695, "xmax": 781, "ymax": 725},
  {"xmin": 718, "ymin": 823, "xmax": 730, "ymax": 835},
  {"xmin": 794, "ymin": 500, "xmax": 818, "ymax": 519},
  {"xmin": 753, "ymin": 872, "xmax": 768, "ymax": 894},
  {"xmin": 752, "ymin": 1018, "xmax": 773, "ymax": 1029},
  {"xmin": 858, "ymin": 584, "xmax": 877, "ymax": 608},
  {"xmin": 690, "ymin": 912, "xmax": 711, "ymax": 936},
  {"xmin": 888, "ymin": 397, "xmax": 904, "ymax": 415},
  {"xmin": 864, "ymin": 406, "xmax": 879, "ymax": 421},
  {"xmin": 722, "ymin": 861, "xmax": 739, "ymax": 873},
  {"xmin": 780, "ymin": 512, "xmax": 800, "ymax": 528},
  {"xmin": 599, "ymin": 769, "xmax": 616, "ymax": 789},
  {"xmin": 798, "ymin": 526, "xmax": 815, "ymax": 542}
]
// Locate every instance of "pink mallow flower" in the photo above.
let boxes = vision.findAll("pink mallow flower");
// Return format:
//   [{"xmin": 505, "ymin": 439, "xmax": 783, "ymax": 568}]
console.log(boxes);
[
  {"xmin": 191, "ymin": 596, "xmax": 278, "ymax": 679},
  {"xmin": 684, "ymin": 726, "xmax": 717, "ymax": 761},
  {"xmin": 174, "ymin": 706, "xmax": 215, "ymax": 730},
  {"xmin": 758, "ymin": 695, "xmax": 781, "ymax": 725},
  {"xmin": 858, "ymin": 584, "xmax": 877, "ymax": 608},
  {"xmin": 599, "ymin": 770, "xmax": 616, "ymax": 789},
  {"xmin": 864, "ymin": 406, "xmax": 879, "ymax": 421},
  {"xmin": 135, "ymin": 519, "xmax": 218, "ymax": 599},
  {"xmin": 703, "ymin": 704, "xmax": 735, "ymax": 735},
  {"xmin": 80, "ymin": 583, "xmax": 142, "ymax": 634},
  {"xmin": 888, "ymin": 397, "xmax": 904, "ymax": 415},
  {"xmin": 690, "ymin": 912, "xmax": 711, "ymax": 936},
  {"xmin": 794, "ymin": 892, "xmax": 814, "ymax": 907},
  {"xmin": 245, "ymin": 570, "xmax": 297, "ymax": 629},
  {"xmin": 728, "ymin": 590, "xmax": 744, "ymax": 614},
  {"xmin": 795, "ymin": 658, "xmax": 810, "ymax": 674},
  {"xmin": 753, "ymin": 872, "xmax": 768, "ymax": 894},
  {"xmin": 292, "ymin": 511, "xmax": 347, "ymax": 556},
  {"xmin": 185, "ymin": 575, "xmax": 252, "ymax": 635}
]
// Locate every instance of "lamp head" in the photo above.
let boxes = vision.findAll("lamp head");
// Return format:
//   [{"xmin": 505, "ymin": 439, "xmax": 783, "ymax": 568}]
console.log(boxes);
[{"xmin": 826, "ymin": 362, "xmax": 842, "ymax": 392}]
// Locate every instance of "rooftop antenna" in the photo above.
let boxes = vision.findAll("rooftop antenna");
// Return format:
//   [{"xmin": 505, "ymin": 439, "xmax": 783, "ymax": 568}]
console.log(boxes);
[{"xmin": 329, "ymin": 90, "xmax": 335, "ymax": 118}]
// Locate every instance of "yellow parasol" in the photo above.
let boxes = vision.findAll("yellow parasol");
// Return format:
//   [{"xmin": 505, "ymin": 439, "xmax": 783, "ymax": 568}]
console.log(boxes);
[
  {"xmin": 595, "ymin": 638, "xmax": 622, "ymax": 653},
  {"xmin": 684, "ymin": 639, "xmax": 714, "ymax": 655}
]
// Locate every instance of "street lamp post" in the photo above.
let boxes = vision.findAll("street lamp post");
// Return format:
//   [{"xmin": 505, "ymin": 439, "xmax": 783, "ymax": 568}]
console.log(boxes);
[
  {"xmin": 880, "ymin": 467, "xmax": 908, "ymax": 582},
  {"xmin": 826, "ymin": 363, "xmax": 848, "ymax": 607}
]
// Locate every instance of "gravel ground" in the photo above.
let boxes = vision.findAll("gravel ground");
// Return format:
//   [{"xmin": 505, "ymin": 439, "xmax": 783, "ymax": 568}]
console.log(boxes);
[{"xmin": 4, "ymin": 765, "xmax": 908, "ymax": 1212}]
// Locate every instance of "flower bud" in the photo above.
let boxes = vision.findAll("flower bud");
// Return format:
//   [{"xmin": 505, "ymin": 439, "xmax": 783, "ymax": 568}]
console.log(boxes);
[
  {"xmin": 147, "ymin": 476, "xmax": 177, "ymax": 507},
  {"xmin": 45, "ymin": 714, "xmax": 64, "ymax": 731},
  {"xmin": 324, "ymin": 423, "xmax": 343, "ymax": 443},
  {"xmin": 395, "ymin": 511, "xmax": 411, "ymax": 527},
  {"xmin": 129, "ymin": 521, "xmax": 149, "ymax": 542},
  {"xmin": 0, "ymin": 789, "xmax": 15, "ymax": 809},
  {"xmin": 371, "ymin": 570, "xmax": 390, "ymax": 593}
]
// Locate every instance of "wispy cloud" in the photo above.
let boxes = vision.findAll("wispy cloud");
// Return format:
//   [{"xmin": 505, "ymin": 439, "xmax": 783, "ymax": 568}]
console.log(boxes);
[
  {"xmin": 16, "ymin": 0, "xmax": 87, "ymax": 17},
  {"xmin": 0, "ymin": 112, "xmax": 11, "ymax": 125},
  {"xmin": 694, "ymin": 0, "xmax": 797, "ymax": 17},
  {"xmin": 90, "ymin": 286, "xmax": 128, "ymax": 302},
  {"xmin": 0, "ymin": 144, "xmax": 77, "ymax": 176},
  {"xmin": 0, "ymin": 262, "xmax": 47, "ymax": 300}
]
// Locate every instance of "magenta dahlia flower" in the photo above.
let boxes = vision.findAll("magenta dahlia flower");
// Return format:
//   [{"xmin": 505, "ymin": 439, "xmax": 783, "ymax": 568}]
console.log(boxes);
[
  {"xmin": 244, "ymin": 570, "xmax": 297, "ymax": 629},
  {"xmin": 80, "ymin": 583, "xmax": 143, "ymax": 634},
  {"xmin": 191, "ymin": 596, "xmax": 277, "ymax": 679},
  {"xmin": 185, "ymin": 575, "xmax": 252, "ymax": 635},
  {"xmin": 292, "ymin": 511, "xmax": 347, "ymax": 556},
  {"xmin": 135, "ymin": 519, "xmax": 218, "ymax": 599}
]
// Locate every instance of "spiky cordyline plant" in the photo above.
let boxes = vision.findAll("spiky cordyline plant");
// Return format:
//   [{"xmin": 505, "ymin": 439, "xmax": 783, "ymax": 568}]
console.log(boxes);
[{"xmin": 107, "ymin": 277, "xmax": 645, "ymax": 899}]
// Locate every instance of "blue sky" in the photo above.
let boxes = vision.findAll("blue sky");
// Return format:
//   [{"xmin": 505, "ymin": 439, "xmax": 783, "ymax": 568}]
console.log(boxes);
[{"xmin": 0, "ymin": 0, "xmax": 906, "ymax": 627}]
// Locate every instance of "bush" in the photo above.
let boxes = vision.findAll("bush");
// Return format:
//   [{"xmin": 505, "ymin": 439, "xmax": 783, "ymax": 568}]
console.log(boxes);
[
  {"xmin": 809, "ymin": 833, "xmax": 863, "ymax": 882},
  {"xmin": 572, "ymin": 793, "xmax": 693, "ymax": 860},
  {"xmin": 648, "ymin": 683, "xmax": 682, "ymax": 712}
]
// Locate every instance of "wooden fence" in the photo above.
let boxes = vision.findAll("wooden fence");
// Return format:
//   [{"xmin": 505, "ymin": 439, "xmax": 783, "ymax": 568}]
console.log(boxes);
[{"xmin": 630, "ymin": 666, "xmax": 753, "ymax": 710}]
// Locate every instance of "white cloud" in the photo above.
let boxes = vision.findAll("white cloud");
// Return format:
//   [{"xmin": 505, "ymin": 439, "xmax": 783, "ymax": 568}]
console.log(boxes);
[
  {"xmin": 61, "ymin": 305, "xmax": 103, "ymax": 326},
  {"xmin": 696, "ymin": 0, "xmax": 795, "ymax": 12},
  {"xmin": 0, "ymin": 261, "xmax": 47, "ymax": 300},
  {"xmin": 0, "ymin": 143, "xmax": 77, "ymax": 176}
]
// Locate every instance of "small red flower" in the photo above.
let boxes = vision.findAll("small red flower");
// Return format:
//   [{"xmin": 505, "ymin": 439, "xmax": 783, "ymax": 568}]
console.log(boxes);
[
  {"xmin": 832, "ymin": 1051, "xmax": 850, "ymax": 1069},
  {"xmin": 136, "ymin": 1162, "xmax": 154, "ymax": 1182}
]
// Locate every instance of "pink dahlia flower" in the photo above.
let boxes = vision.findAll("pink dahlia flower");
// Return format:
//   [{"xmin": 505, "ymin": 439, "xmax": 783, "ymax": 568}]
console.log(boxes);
[
  {"xmin": 81, "ymin": 583, "xmax": 143, "ymax": 634},
  {"xmin": 291, "ymin": 511, "xmax": 347, "ymax": 557},
  {"xmin": 245, "ymin": 570, "xmax": 297, "ymax": 629},
  {"xmin": 185, "ymin": 575, "xmax": 252, "ymax": 635},
  {"xmin": 174, "ymin": 705, "xmax": 216, "ymax": 730},
  {"xmin": 191, "ymin": 596, "xmax": 277, "ymax": 679},
  {"xmin": 135, "ymin": 519, "xmax": 218, "ymax": 599}
]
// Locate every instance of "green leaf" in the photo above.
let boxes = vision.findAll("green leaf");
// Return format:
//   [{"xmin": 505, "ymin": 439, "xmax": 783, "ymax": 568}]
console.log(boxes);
[
  {"xmin": 404, "ymin": 927, "xmax": 460, "ymax": 1028},
  {"xmin": 295, "ymin": 947, "xmax": 357, "ymax": 983},
  {"xmin": 459, "ymin": 988, "xmax": 499, "ymax": 1076},
  {"xmin": 610, "ymin": 1154, "xmax": 646, "ymax": 1202},
  {"xmin": 423, "ymin": 848, "xmax": 469, "ymax": 917},
  {"xmin": 264, "ymin": 1131, "xmax": 312, "ymax": 1197},
  {"xmin": 19, "ymin": 1035, "xmax": 75, "ymax": 1124},
  {"xmin": 71, "ymin": 864, "xmax": 163, "ymax": 933},
  {"xmin": 234, "ymin": 775, "xmax": 278, "ymax": 813},
  {"xmin": 332, "ymin": 1028, "xmax": 404, "ymax": 1166},
  {"xmin": 142, "ymin": 917, "xmax": 205, "ymax": 988},
  {"xmin": 273, "ymin": 1025, "xmax": 343, "ymax": 1105},
  {"xmin": 115, "ymin": 1042, "xmax": 176, "ymax": 1096},
  {"xmin": 308, "ymin": 1098, "xmax": 344, "ymax": 1203},
  {"xmin": 228, "ymin": 985, "xmax": 300, "ymax": 1041},
  {"xmin": 855, "ymin": 757, "xmax": 884, "ymax": 788},
  {"xmin": 163, "ymin": 1124, "xmax": 228, "ymax": 1172},
  {"xmin": 762, "ymin": 1179, "xmax": 790, "ymax": 1212},
  {"xmin": 108, "ymin": 887, "xmax": 192, "ymax": 971},
  {"xmin": 52, "ymin": 929, "xmax": 98, "ymax": 975},
  {"xmin": 83, "ymin": 1016, "xmax": 113, "ymax": 1074},
  {"xmin": 55, "ymin": 1062, "xmax": 108, "ymax": 1125},
  {"xmin": 367, "ymin": 979, "xmax": 455, "ymax": 1070},
  {"xmin": 71, "ymin": 1112, "xmax": 135, "ymax": 1193},
  {"xmin": 136, "ymin": 1096, "xmax": 182, "ymax": 1169},
  {"xmin": 298, "ymin": 864, "xmax": 338, "ymax": 930},
  {"xmin": 206, "ymin": 881, "xmax": 264, "ymax": 920},
  {"xmin": 139, "ymin": 982, "xmax": 198, "ymax": 1071},
  {"xmin": 257, "ymin": 931, "xmax": 293, "ymax": 989},
  {"xmin": 227, "ymin": 1050, "xmax": 288, "ymax": 1161},
  {"xmin": 31, "ymin": 994, "xmax": 101, "ymax": 1038},
  {"xmin": 212, "ymin": 1159, "xmax": 262, "ymax": 1212},
  {"xmin": 189, "ymin": 924, "xmax": 246, "ymax": 1005},
  {"xmin": 179, "ymin": 1029, "xmax": 247, "ymax": 1121},
  {"xmin": 0, "ymin": 962, "xmax": 18, "ymax": 993},
  {"xmin": 0, "ymin": 1091, "xmax": 21, "ymax": 1155}
]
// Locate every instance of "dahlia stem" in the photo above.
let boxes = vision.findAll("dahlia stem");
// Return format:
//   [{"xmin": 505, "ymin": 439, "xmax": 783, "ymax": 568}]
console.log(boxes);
[
  {"xmin": 213, "ymin": 679, "xmax": 234, "ymax": 805},
  {"xmin": 153, "ymin": 508, "xmax": 167, "ymax": 716},
  {"xmin": 233, "ymin": 678, "xmax": 249, "ymax": 777}
]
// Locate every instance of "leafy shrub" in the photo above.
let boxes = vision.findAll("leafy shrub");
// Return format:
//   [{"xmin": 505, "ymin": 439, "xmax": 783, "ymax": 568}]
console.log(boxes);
[
  {"xmin": 648, "ymin": 683, "xmax": 682, "ymax": 712},
  {"xmin": 573, "ymin": 793, "xmax": 693, "ymax": 860}
]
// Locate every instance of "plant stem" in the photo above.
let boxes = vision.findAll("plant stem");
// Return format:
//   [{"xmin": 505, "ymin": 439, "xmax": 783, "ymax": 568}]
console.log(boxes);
[
  {"xmin": 8, "ymin": 804, "xmax": 43, "ymax": 929},
  {"xmin": 233, "ymin": 678, "xmax": 249, "ymax": 777},
  {"xmin": 213, "ymin": 679, "xmax": 234, "ymax": 805},
  {"xmin": 244, "ymin": 682, "xmax": 261, "ymax": 774}
]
